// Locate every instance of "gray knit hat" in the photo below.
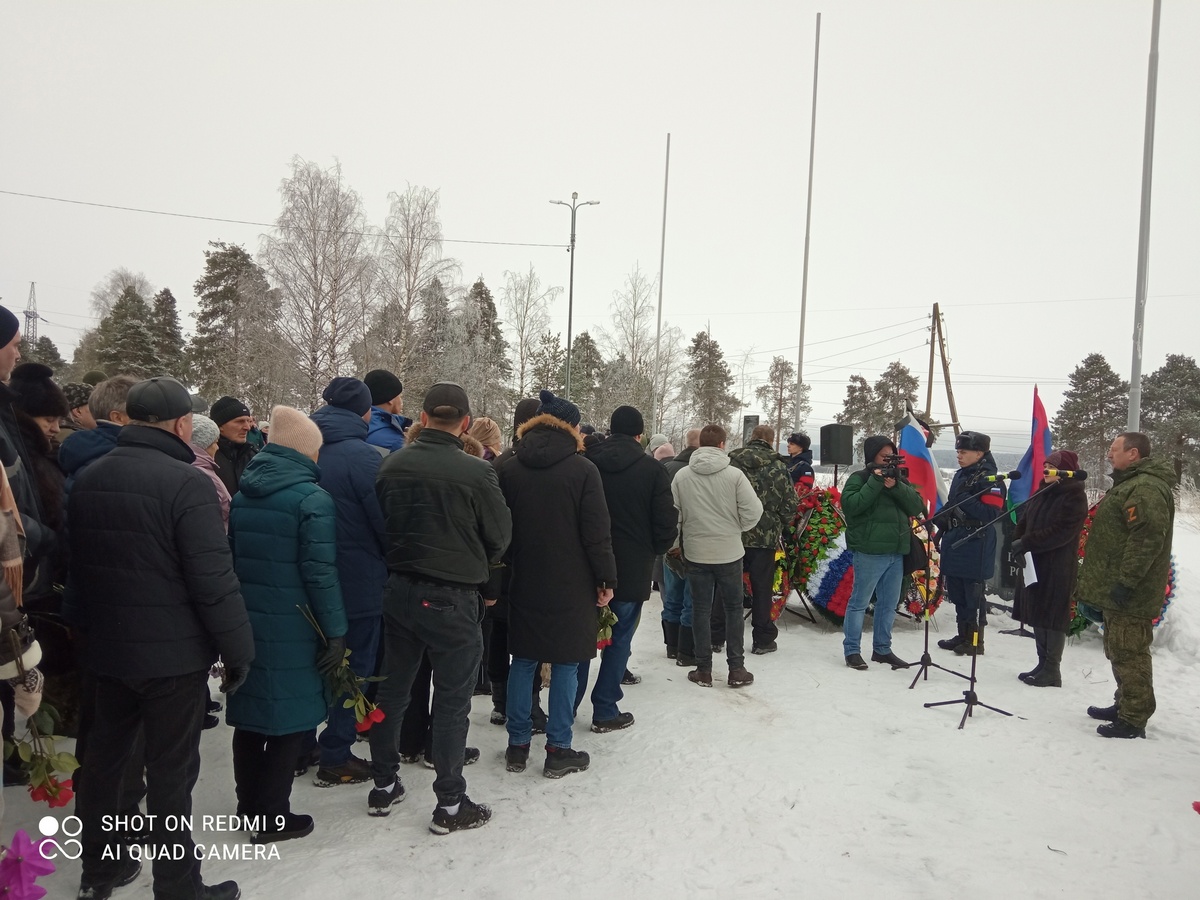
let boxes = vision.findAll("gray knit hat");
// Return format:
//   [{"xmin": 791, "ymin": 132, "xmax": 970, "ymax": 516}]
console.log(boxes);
[{"xmin": 191, "ymin": 414, "xmax": 220, "ymax": 450}]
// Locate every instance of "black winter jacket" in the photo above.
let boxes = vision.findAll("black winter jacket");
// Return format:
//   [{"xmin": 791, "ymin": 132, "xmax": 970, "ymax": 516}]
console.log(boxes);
[
  {"xmin": 585, "ymin": 433, "xmax": 678, "ymax": 604},
  {"xmin": 1012, "ymin": 478, "xmax": 1088, "ymax": 630},
  {"xmin": 375, "ymin": 427, "xmax": 511, "ymax": 587},
  {"xmin": 664, "ymin": 445, "xmax": 697, "ymax": 480},
  {"xmin": 499, "ymin": 415, "xmax": 617, "ymax": 663},
  {"xmin": 214, "ymin": 435, "xmax": 258, "ymax": 497},
  {"xmin": 65, "ymin": 425, "xmax": 254, "ymax": 678}
]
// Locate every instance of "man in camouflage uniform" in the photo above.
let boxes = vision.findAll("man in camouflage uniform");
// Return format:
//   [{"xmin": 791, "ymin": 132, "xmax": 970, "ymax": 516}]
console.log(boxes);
[
  {"xmin": 728, "ymin": 425, "xmax": 799, "ymax": 654},
  {"xmin": 1078, "ymin": 432, "xmax": 1175, "ymax": 739}
]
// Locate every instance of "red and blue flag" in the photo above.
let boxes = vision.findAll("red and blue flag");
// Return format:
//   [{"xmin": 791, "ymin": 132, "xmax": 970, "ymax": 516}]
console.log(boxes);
[{"xmin": 1010, "ymin": 386, "xmax": 1051, "ymax": 507}]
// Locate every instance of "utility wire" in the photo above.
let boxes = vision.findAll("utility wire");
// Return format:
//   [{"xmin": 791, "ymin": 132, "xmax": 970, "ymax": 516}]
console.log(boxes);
[{"xmin": 0, "ymin": 189, "xmax": 568, "ymax": 249}]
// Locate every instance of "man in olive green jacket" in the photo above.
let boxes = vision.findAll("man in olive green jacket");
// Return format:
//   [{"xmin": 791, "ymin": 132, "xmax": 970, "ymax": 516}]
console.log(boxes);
[{"xmin": 1078, "ymin": 432, "xmax": 1175, "ymax": 738}]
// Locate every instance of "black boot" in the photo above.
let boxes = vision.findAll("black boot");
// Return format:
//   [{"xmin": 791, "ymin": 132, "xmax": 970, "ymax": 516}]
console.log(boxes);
[
  {"xmin": 676, "ymin": 624, "xmax": 697, "ymax": 667},
  {"xmin": 663, "ymin": 621, "xmax": 679, "ymax": 660},
  {"xmin": 1020, "ymin": 627, "xmax": 1048, "ymax": 681},
  {"xmin": 938, "ymin": 622, "xmax": 968, "ymax": 652},
  {"xmin": 1026, "ymin": 630, "xmax": 1064, "ymax": 687},
  {"xmin": 954, "ymin": 626, "xmax": 984, "ymax": 656},
  {"xmin": 489, "ymin": 680, "xmax": 507, "ymax": 725}
]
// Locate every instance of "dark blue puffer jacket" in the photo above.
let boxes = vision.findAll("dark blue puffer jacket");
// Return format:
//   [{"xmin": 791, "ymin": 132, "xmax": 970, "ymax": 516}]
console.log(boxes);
[
  {"xmin": 310, "ymin": 405, "xmax": 388, "ymax": 619},
  {"xmin": 935, "ymin": 452, "xmax": 1006, "ymax": 580},
  {"xmin": 59, "ymin": 421, "xmax": 122, "ymax": 497},
  {"xmin": 227, "ymin": 444, "xmax": 347, "ymax": 736}
]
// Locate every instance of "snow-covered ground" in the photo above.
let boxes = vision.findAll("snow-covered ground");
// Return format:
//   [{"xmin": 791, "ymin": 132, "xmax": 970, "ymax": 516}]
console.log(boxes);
[{"xmin": 7, "ymin": 520, "xmax": 1199, "ymax": 899}]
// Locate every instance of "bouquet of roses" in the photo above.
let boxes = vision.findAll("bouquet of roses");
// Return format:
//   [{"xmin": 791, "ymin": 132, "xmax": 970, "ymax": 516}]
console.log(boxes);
[
  {"xmin": 299, "ymin": 605, "xmax": 386, "ymax": 733},
  {"xmin": 597, "ymin": 607, "xmax": 618, "ymax": 649}
]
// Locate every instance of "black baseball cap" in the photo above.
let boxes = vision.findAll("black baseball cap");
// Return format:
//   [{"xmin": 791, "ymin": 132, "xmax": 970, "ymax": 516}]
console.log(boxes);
[
  {"xmin": 126, "ymin": 377, "xmax": 194, "ymax": 423},
  {"xmin": 422, "ymin": 382, "xmax": 470, "ymax": 417}
]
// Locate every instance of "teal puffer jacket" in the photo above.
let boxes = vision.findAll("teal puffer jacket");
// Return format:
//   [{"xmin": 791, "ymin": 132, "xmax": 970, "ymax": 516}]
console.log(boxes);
[{"xmin": 227, "ymin": 444, "xmax": 347, "ymax": 736}]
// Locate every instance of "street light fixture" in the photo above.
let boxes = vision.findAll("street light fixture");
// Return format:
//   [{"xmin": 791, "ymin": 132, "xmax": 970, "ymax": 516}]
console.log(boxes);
[{"xmin": 550, "ymin": 191, "xmax": 599, "ymax": 401}]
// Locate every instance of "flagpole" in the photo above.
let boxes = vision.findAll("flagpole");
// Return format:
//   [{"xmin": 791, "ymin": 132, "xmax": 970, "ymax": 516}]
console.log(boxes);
[
  {"xmin": 795, "ymin": 12, "xmax": 821, "ymax": 432},
  {"xmin": 651, "ymin": 133, "xmax": 671, "ymax": 433},
  {"xmin": 1126, "ymin": 0, "xmax": 1162, "ymax": 431}
]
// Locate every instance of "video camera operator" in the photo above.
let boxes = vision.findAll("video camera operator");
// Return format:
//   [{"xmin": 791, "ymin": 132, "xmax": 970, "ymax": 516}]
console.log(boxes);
[
  {"xmin": 840, "ymin": 435, "xmax": 925, "ymax": 670},
  {"xmin": 933, "ymin": 431, "xmax": 1006, "ymax": 657}
]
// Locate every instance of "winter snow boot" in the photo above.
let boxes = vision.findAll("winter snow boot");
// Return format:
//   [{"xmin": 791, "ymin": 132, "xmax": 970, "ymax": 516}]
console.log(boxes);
[
  {"xmin": 367, "ymin": 780, "xmax": 407, "ymax": 817},
  {"xmin": 1021, "ymin": 627, "xmax": 1049, "ymax": 680},
  {"xmin": 530, "ymin": 700, "xmax": 548, "ymax": 735},
  {"xmin": 663, "ymin": 620, "xmax": 679, "ymax": 660},
  {"xmin": 727, "ymin": 668, "xmax": 754, "ymax": 688},
  {"xmin": 676, "ymin": 626, "xmax": 698, "ymax": 667},
  {"xmin": 543, "ymin": 747, "xmax": 590, "ymax": 778},
  {"xmin": 1087, "ymin": 704, "xmax": 1119, "ymax": 722},
  {"xmin": 621, "ymin": 669, "xmax": 642, "ymax": 685},
  {"xmin": 490, "ymin": 680, "xmax": 507, "ymax": 725},
  {"xmin": 313, "ymin": 754, "xmax": 372, "ymax": 787},
  {"xmin": 954, "ymin": 626, "xmax": 985, "ymax": 656},
  {"xmin": 1024, "ymin": 630, "xmax": 1065, "ymax": 687},
  {"xmin": 938, "ymin": 621, "xmax": 968, "ymax": 652},
  {"xmin": 1096, "ymin": 720, "xmax": 1146, "ymax": 739},
  {"xmin": 505, "ymin": 743, "xmax": 530, "ymax": 773},
  {"xmin": 429, "ymin": 796, "xmax": 493, "ymax": 834},
  {"xmin": 251, "ymin": 812, "xmax": 314, "ymax": 844},
  {"xmin": 687, "ymin": 669, "xmax": 713, "ymax": 687}
]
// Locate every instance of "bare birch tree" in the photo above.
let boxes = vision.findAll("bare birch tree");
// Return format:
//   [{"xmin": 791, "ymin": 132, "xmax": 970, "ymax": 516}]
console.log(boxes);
[
  {"xmin": 597, "ymin": 263, "xmax": 657, "ymax": 416},
  {"xmin": 261, "ymin": 157, "xmax": 373, "ymax": 409},
  {"xmin": 502, "ymin": 264, "xmax": 559, "ymax": 398}
]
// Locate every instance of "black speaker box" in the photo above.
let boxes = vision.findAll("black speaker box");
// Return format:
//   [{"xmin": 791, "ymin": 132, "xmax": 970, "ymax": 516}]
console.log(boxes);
[{"xmin": 819, "ymin": 423, "xmax": 855, "ymax": 467}]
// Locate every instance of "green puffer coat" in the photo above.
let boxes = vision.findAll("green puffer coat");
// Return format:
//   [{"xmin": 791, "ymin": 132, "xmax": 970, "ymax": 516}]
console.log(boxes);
[
  {"xmin": 1077, "ymin": 456, "xmax": 1175, "ymax": 618},
  {"xmin": 729, "ymin": 439, "xmax": 798, "ymax": 548},
  {"xmin": 841, "ymin": 468, "xmax": 925, "ymax": 556},
  {"xmin": 227, "ymin": 444, "xmax": 348, "ymax": 736}
]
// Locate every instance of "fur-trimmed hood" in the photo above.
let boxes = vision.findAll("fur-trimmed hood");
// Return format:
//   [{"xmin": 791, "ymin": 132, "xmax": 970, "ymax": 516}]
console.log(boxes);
[{"xmin": 514, "ymin": 414, "xmax": 584, "ymax": 468}]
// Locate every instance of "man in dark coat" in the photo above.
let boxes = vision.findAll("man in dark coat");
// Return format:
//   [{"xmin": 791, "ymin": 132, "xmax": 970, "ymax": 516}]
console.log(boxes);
[
  {"xmin": 580, "ymin": 405, "xmax": 677, "ymax": 732},
  {"xmin": 59, "ymin": 375, "xmax": 137, "ymax": 498},
  {"xmin": 729, "ymin": 425, "xmax": 799, "ymax": 656},
  {"xmin": 497, "ymin": 390, "xmax": 616, "ymax": 779},
  {"xmin": 1011, "ymin": 449, "xmax": 1089, "ymax": 687},
  {"xmin": 660, "ymin": 427, "xmax": 700, "ymax": 661},
  {"xmin": 211, "ymin": 395, "xmax": 258, "ymax": 496},
  {"xmin": 932, "ymin": 430, "xmax": 1006, "ymax": 657},
  {"xmin": 310, "ymin": 377, "xmax": 388, "ymax": 786},
  {"xmin": 1077, "ymin": 432, "xmax": 1175, "ymax": 738},
  {"xmin": 368, "ymin": 382, "xmax": 511, "ymax": 832},
  {"xmin": 785, "ymin": 431, "xmax": 815, "ymax": 494},
  {"xmin": 68, "ymin": 376, "xmax": 252, "ymax": 900}
]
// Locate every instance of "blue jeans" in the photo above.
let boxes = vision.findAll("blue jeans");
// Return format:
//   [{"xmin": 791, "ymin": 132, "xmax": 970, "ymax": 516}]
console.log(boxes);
[
  {"xmin": 687, "ymin": 559, "xmax": 746, "ymax": 672},
  {"xmin": 660, "ymin": 564, "xmax": 693, "ymax": 627},
  {"xmin": 583, "ymin": 601, "xmax": 639, "ymax": 722},
  {"xmin": 842, "ymin": 552, "xmax": 903, "ymax": 656},
  {"xmin": 507, "ymin": 657, "xmax": 578, "ymax": 750},
  {"xmin": 319, "ymin": 614, "xmax": 381, "ymax": 767},
  {"xmin": 367, "ymin": 575, "xmax": 483, "ymax": 807}
]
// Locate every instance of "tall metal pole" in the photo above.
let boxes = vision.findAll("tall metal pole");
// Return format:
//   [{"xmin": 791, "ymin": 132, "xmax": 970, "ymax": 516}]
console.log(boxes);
[
  {"xmin": 925, "ymin": 302, "xmax": 938, "ymax": 416},
  {"xmin": 551, "ymin": 193, "xmax": 598, "ymax": 403},
  {"xmin": 1127, "ymin": 0, "xmax": 1162, "ymax": 432},
  {"xmin": 650, "ymin": 133, "xmax": 671, "ymax": 433},
  {"xmin": 795, "ymin": 12, "xmax": 821, "ymax": 432}
]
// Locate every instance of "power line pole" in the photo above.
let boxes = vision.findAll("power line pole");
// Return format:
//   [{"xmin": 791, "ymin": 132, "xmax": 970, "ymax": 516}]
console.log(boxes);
[
  {"xmin": 925, "ymin": 302, "xmax": 938, "ymax": 415},
  {"xmin": 935, "ymin": 310, "xmax": 961, "ymax": 438},
  {"xmin": 795, "ymin": 11, "xmax": 821, "ymax": 432}
]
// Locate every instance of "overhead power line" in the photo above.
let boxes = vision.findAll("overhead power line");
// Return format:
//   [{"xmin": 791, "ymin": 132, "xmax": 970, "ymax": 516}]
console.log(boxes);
[{"xmin": 0, "ymin": 188, "xmax": 568, "ymax": 249}]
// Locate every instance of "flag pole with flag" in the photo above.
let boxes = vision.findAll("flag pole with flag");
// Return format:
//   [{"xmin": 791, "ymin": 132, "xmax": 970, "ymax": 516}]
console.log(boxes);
[
  {"xmin": 1010, "ymin": 386, "xmax": 1052, "ymax": 508},
  {"xmin": 896, "ymin": 409, "xmax": 947, "ymax": 518}
]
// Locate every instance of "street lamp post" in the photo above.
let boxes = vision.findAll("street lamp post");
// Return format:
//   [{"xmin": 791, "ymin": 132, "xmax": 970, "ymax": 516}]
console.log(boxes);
[{"xmin": 550, "ymin": 192, "xmax": 598, "ymax": 401}]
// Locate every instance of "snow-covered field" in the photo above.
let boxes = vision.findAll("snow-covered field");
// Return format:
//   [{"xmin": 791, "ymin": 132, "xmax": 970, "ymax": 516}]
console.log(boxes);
[{"xmin": 7, "ymin": 521, "xmax": 1198, "ymax": 900}]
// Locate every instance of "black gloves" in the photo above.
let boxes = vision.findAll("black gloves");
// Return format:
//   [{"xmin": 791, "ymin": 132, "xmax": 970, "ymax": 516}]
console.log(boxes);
[
  {"xmin": 317, "ymin": 636, "xmax": 347, "ymax": 676},
  {"xmin": 220, "ymin": 665, "xmax": 250, "ymax": 695},
  {"xmin": 1110, "ymin": 584, "xmax": 1134, "ymax": 608},
  {"xmin": 1010, "ymin": 539, "xmax": 1026, "ymax": 556}
]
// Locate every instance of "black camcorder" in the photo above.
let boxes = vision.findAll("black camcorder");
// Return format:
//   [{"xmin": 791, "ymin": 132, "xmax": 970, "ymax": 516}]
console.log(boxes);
[{"xmin": 874, "ymin": 453, "xmax": 908, "ymax": 480}]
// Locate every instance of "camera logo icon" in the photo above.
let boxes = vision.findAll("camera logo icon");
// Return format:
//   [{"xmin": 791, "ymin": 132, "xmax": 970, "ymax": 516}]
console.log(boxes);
[{"xmin": 38, "ymin": 814, "xmax": 83, "ymax": 860}]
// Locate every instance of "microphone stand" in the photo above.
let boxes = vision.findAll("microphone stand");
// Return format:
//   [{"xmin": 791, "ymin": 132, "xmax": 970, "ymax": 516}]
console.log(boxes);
[
  {"xmin": 922, "ymin": 481, "xmax": 1044, "ymax": 728},
  {"xmin": 906, "ymin": 481, "xmax": 1000, "ymax": 690}
]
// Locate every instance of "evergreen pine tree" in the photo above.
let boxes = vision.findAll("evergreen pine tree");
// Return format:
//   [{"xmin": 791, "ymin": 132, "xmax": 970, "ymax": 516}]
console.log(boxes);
[
  {"xmin": 754, "ymin": 356, "xmax": 810, "ymax": 440},
  {"xmin": 150, "ymin": 288, "xmax": 187, "ymax": 379},
  {"xmin": 94, "ymin": 286, "xmax": 161, "ymax": 377},
  {"xmin": 836, "ymin": 374, "xmax": 885, "ymax": 459},
  {"xmin": 873, "ymin": 361, "xmax": 920, "ymax": 432},
  {"xmin": 459, "ymin": 278, "xmax": 512, "ymax": 417},
  {"xmin": 1052, "ymin": 352, "xmax": 1129, "ymax": 478},
  {"xmin": 1141, "ymin": 353, "xmax": 1200, "ymax": 488},
  {"xmin": 529, "ymin": 332, "xmax": 566, "ymax": 395},
  {"xmin": 18, "ymin": 336, "xmax": 68, "ymax": 372},
  {"xmin": 685, "ymin": 330, "xmax": 742, "ymax": 428},
  {"xmin": 567, "ymin": 331, "xmax": 605, "ymax": 426}
]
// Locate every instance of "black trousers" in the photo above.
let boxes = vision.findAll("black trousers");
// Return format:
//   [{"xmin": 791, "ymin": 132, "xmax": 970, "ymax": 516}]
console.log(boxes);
[
  {"xmin": 232, "ymin": 728, "xmax": 305, "ymax": 820},
  {"xmin": 487, "ymin": 616, "xmax": 512, "ymax": 683},
  {"xmin": 398, "ymin": 651, "xmax": 434, "ymax": 758},
  {"xmin": 744, "ymin": 547, "xmax": 779, "ymax": 647},
  {"xmin": 74, "ymin": 669, "xmax": 148, "ymax": 810},
  {"xmin": 78, "ymin": 670, "xmax": 208, "ymax": 900}
]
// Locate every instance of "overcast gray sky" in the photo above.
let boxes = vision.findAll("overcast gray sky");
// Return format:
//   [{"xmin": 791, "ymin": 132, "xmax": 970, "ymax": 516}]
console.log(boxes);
[{"xmin": 2, "ymin": 0, "xmax": 1196, "ymax": 452}]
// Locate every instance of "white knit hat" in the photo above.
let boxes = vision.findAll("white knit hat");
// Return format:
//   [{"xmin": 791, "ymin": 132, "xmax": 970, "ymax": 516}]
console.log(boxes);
[{"xmin": 268, "ymin": 406, "xmax": 323, "ymax": 458}]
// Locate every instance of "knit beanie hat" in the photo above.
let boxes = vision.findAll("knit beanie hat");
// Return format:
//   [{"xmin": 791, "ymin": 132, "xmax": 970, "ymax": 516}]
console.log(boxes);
[
  {"xmin": 63, "ymin": 382, "xmax": 93, "ymax": 412},
  {"xmin": 9, "ymin": 363, "xmax": 69, "ymax": 418},
  {"xmin": 191, "ymin": 414, "xmax": 220, "ymax": 450},
  {"xmin": 469, "ymin": 416, "xmax": 502, "ymax": 453},
  {"xmin": 0, "ymin": 306, "xmax": 19, "ymax": 348},
  {"xmin": 211, "ymin": 396, "xmax": 252, "ymax": 427},
  {"xmin": 363, "ymin": 369, "xmax": 403, "ymax": 406},
  {"xmin": 1046, "ymin": 449, "xmax": 1079, "ymax": 471},
  {"xmin": 322, "ymin": 377, "xmax": 372, "ymax": 416},
  {"xmin": 610, "ymin": 405, "xmax": 645, "ymax": 437},
  {"xmin": 82, "ymin": 370, "xmax": 108, "ymax": 386},
  {"xmin": 653, "ymin": 442, "xmax": 676, "ymax": 461},
  {"xmin": 647, "ymin": 433, "xmax": 669, "ymax": 453},
  {"xmin": 268, "ymin": 406, "xmax": 323, "ymax": 458},
  {"xmin": 537, "ymin": 389, "xmax": 580, "ymax": 427}
]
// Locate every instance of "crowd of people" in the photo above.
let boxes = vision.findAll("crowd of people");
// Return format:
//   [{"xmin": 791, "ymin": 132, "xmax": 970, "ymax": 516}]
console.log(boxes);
[{"xmin": 0, "ymin": 298, "xmax": 1177, "ymax": 899}]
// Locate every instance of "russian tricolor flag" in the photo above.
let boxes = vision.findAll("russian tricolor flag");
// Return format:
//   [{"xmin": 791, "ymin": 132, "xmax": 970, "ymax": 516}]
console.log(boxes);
[
  {"xmin": 897, "ymin": 412, "xmax": 947, "ymax": 516},
  {"xmin": 1010, "ymin": 386, "xmax": 1052, "ymax": 507}
]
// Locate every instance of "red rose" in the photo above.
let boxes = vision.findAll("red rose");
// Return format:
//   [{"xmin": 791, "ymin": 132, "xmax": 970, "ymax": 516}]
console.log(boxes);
[
  {"xmin": 369, "ymin": 707, "xmax": 386, "ymax": 723},
  {"xmin": 355, "ymin": 718, "xmax": 372, "ymax": 733}
]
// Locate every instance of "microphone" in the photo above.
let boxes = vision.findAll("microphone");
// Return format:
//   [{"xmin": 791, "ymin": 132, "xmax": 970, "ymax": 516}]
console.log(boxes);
[
  {"xmin": 982, "ymin": 470, "xmax": 1022, "ymax": 483},
  {"xmin": 1045, "ymin": 468, "xmax": 1088, "ymax": 480}
]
